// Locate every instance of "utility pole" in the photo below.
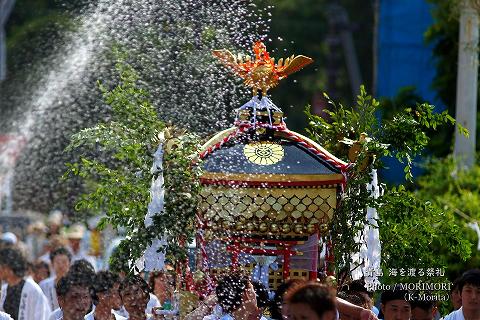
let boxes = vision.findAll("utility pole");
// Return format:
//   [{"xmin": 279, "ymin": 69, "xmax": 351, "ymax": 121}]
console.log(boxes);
[
  {"xmin": 0, "ymin": 0, "xmax": 15, "ymax": 81},
  {"xmin": 454, "ymin": 0, "xmax": 479, "ymax": 169}
]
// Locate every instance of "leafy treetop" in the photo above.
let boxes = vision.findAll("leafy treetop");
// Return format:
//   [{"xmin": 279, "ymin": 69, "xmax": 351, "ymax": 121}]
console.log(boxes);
[{"xmin": 305, "ymin": 85, "xmax": 470, "ymax": 283}]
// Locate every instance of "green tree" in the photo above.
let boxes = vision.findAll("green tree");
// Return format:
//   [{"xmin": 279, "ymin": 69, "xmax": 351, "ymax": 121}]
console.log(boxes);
[
  {"xmin": 379, "ymin": 185, "xmax": 470, "ymax": 274},
  {"xmin": 65, "ymin": 61, "xmax": 202, "ymax": 267},
  {"xmin": 305, "ymin": 86, "xmax": 470, "ymax": 279},
  {"xmin": 416, "ymin": 156, "xmax": 480, "ymax": 279}
]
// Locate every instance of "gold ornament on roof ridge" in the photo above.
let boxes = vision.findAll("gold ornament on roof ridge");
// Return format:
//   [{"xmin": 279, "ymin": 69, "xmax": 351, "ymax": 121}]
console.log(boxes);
[{"xmin": 213, "ymin": 41, "xmax": 313, "ymax": 96}]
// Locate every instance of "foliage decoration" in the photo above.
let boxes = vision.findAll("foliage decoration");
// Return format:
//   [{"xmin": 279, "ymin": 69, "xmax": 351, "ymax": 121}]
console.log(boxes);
[
  {"xmin": 415, "ymin": 156, "xmax": 480, "ymax": 277},
  {"xmin": 378, "ymin": 184, "xmax": 471, "ymax": 316},
  {"xmin": 65, "ymin": 61, "xmax": 202, "ymax": 269},
  {"xmin": 305, "ymin": 85, "xmax": 470, "ymax": 277},
  {"xmin": 379, "ymin": 185, "xmax": 471, "ymax": 273}
]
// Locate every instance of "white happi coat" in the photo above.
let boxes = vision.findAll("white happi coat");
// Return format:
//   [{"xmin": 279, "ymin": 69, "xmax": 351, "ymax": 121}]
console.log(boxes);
[
  {"xmin": 443, "ymin": 307, "xmax": 466, "ymax": 320},
  {"xmin": 39, "ymin": 276, "xmax": 59, "ymax": 311},
  {"xmin": 114, "ymin": 293, "xmax": 161, "ymax": 318},
  {"xmin": 48, "ymin": 308, "xmax": 62, "ymax": 320},
  {"xmin": 49, "ymin": 307, "xmax": 97, "ymax": 320},
  {"xmin": 0, "ymin": 278, "xmax": 51, "ymax": 320},
  {"xmin": 0, "ymin": 312, "xmax": 12, "ymax": 320},
  {"xmin": 84, "ymin": 309, "xmax": 126, "ymax": 320},
  {"xmin": 146, "ymin": 293, "xmax": 161, "ymax": 315}
]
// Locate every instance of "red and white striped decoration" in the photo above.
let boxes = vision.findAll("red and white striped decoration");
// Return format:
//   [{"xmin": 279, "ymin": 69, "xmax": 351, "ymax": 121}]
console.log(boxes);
[{"xmin": 199, "ymin": 122, "xmax": 352, "ymax": 174}]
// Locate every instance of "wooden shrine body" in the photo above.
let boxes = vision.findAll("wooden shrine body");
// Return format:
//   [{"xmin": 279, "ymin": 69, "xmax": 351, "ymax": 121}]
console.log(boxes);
[{"xmin": 197, "ymin": 100, "xmax": 348, "ymax": 289}]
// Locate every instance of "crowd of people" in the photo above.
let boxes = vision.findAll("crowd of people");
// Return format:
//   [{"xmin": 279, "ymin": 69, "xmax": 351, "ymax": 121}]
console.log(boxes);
[
  {"xmin": 0, "ymin": 211, "xmax": 476, "ymax": 320},
  {"xmin": 0, "ymin": 233, "xmax": 476, "ymax": 320},
  {"xmin": 183, "ymin": 269, "xmax": 480, "ymax": 320},
  {"xmin": 0, "ymin": 242, "xmax": 172, "ymax": 320}
]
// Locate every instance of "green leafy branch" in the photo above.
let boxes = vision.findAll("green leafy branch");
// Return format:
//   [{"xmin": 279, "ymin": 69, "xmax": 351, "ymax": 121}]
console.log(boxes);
[
  {"xmin": 305, "ymin": 85, "xmax": 469, "ymax": 276},
  {"xmin": 306, "ymin": 85, "xmax": 467, "ymax": 181},
  {"xmin": 64, "ymin": 61, "xmax": 202, "ymax": 269}
]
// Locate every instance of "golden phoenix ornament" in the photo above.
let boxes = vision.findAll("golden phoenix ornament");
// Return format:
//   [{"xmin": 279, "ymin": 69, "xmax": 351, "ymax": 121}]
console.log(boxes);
[{"xmin": 213, "ymin": 41, "xmax": 313, "ymax": 96}]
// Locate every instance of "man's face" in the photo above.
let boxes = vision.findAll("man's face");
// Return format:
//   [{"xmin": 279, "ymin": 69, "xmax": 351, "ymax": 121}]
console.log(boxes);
[
  {"xmin": 154, "ymin": 274, "xmax": 168, "ymax": 294},
  {"xmin": 451, "ymin": 289, "xmax": 462, "ymax": 310},
  {"xmin": 33, "ymin": 265, "xmax": 49, "ymax": 283},
  {"xmin": 359, "ymin": 293, "xmax": 374, "ymax": 310},
  {"xmin": 0, "ymin": 265, "xmax": 9, "ymax": 281},
  {"xmin": 98, "ymin": 283, "xmax": 122, "ymax": 310},
  {"xmin": 52, "ymin": 254, "xmax": 70, "ymax": 277},
  {"xmin": 461, "ymin": 284, "xmax": 480, "ymax": 312},
  {"xmin": 411, "ymin": 307, "xmax": 433, "ymax": 320},
  {"xmin": 69, "ymin": 239, "xmax": 81, "ymax": 252},
  {"xmin": 381, "ymin": 299, "xmax": 411, "ymax": 320},
  {"xmin": 59, "ymin": 285, "xmax": 92, "ymax": 320},
  {"xmin": 154, "ymin": 274, "xmax": 174, "ymax": 294},
  {"xmin": 121, "ymin": 284, "xmax": 149, "ymax": 316}
]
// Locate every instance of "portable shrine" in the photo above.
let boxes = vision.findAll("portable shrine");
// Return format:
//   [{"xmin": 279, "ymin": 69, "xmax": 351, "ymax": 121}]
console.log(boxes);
[{"xmin": 196, "ymin": 41, "xmax": 349, "ymax": 289}]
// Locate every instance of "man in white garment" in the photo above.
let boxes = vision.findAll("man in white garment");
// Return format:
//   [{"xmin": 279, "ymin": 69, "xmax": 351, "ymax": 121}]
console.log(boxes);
[
  {"xmin": 85, "ymin": 271, "xmax": 126, "ymax": 320},
  {"xmin": 49, "ymin": 268, "xmax": 94, "ymax": 320},
  {"xmin": 120, "ymin": 275, "xmax": 155, "ymax": 320},
  {"xmin": 444, "ymin": 269, "xmax": 480, "ymax": 320},
  {"xmin": 112, "ymin": 293, "xmax": 160, "ymax": 319},
  {"xmin": 108, "ymin": 249, "xmax": 160, "ymax": 318},
  {"xmin": 66, "ymin": 224, "xmax": 97, "ymax": 270},
  {"xmin": 40, "ymin": 247, "xmax": 72, "ymax": 311},
  {"xmin": 0, "ymin": 246, "xmax": 51, "ymax": 319},
  {"xmin": 0, "ymin": 312, "xmax": 12, "ymax": 320},
  {"xmin": 410, "ymin": 299, "xmax": 436, "ymax": 320},
  {"xmin": 380, "ymin": 286, "xmax": 411, "ymax": 320},
  {"xmin": 204, "ymin": 273, "xmax": 259, "ymax": 320}
]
